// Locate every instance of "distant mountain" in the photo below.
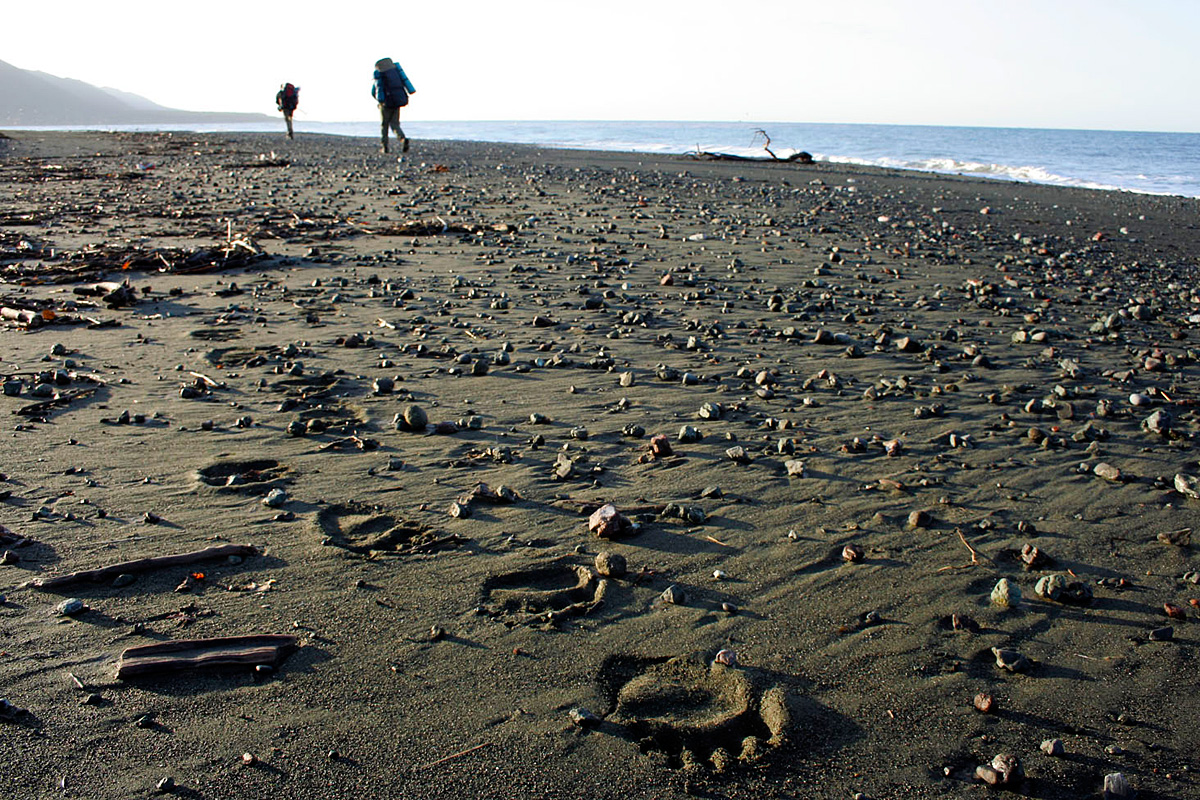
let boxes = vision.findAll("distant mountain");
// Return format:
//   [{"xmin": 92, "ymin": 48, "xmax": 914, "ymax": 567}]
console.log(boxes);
[{"xmin": 0, "ymin": 59, "xmax": 273, "ymax": 126}]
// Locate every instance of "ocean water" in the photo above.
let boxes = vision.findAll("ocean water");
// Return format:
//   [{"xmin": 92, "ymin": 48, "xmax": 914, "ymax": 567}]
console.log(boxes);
[{"xmin": 15, "ymin": 120, "xmax": 1200, "ymax": 198}]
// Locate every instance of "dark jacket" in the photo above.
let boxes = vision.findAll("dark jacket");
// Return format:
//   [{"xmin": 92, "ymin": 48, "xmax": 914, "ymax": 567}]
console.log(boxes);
[
  {"xmin": 372, "ymin": 66, "xmax": 415, "ymax": 108},
  {"xmin": 276, "ymin": 84, "xmax": 299, "ymax": 113}
]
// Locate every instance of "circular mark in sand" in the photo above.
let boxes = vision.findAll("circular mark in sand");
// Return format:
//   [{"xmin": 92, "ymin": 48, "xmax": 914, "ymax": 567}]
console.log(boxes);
[
  {"xmin": 599, "ymin": 653, "xmax": 789, "ymax": 771},
  {"xmin": 195, "ymin": 459, "xmax": 291, "ymax": 493},
  {"xmin": 204, "ymin": 346, "xmax": 282, "ymax": 368},
  {"xmin": 316, "ymin": 502, "xmax": 455, "ymax": 556},
  {"xmin": 189, "ymin": 328, "xmax": 243, "ymax": 342},
  {"xmin": 481, "ymin": 560, "xmax": 607, "ymax": 623}
]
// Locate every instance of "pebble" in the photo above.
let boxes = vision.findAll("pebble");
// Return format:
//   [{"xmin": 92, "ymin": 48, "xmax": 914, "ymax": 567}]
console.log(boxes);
[
  {"xmin": 1149, "ymin": 626, "xmax": 1174, "ymax": 641},
  {"xmin": 1103, "ymin": 772, "xmax": 1134, "ymax": 799},
  {"xmin": 56, "ymin": 598, "xmax": 86, "ymax": 616},
  {"xmin": 1040, "ymin": 738, "xmax": 1064, "ymax": 757},
  {"xmin": 660, "ymin": 584, "xmax": 685, "ymax": 605},
  {"xmin": 568, "ymin": 706, "xmax": 600, "ymax": 727},
  {"xmin": 990, "ymin": 578, "xmax": 1021, "ymax": 608},
  {"xmin": 262, "ymin": 488, "xmax": 288, "ymax": 508},
  {"xmin": 594, "ymin": 551, "xmax": 626, "ymax": 577},
  {"xmin": 975, "ymin": 752, "xmax": 1022, "ymax": 786},
  {"xmin": 991, "ymin": 647, "xmax": 1030, "ymax": 673},
  {"xmin": 712, "ymin": 649, "xmax": 738, "ymax": 667}
]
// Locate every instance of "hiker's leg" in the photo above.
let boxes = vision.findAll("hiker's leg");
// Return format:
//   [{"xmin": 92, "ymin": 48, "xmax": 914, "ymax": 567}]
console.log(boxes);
[
  {"xmin": 395, "ymin": 112, "xmax": 408, "ymax": 153},
  {"xmin": 284, "ymin": 113, "xmax": 294, "ymax": 139},
  {"xmin": 379, "ymin": 104, "xmax": 391, "ymax": 151}
]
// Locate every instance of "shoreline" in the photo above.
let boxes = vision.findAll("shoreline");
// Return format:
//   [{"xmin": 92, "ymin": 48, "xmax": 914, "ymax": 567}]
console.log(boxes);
[
  {"xmin": 5, "ymin": 123, "xmax": 1196, "ymax": 200},
  {"xmin": 1, "ymin": 130, "xmax": 1199, "ymax": 799}
]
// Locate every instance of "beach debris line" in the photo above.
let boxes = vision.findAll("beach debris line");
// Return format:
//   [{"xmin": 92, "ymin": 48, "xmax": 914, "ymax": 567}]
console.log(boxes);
[
  {"xmin": 115, "ymin": 634, "xmax": 299, "ymax": 679},
  {"xmin": 2, "ymin": 231, "xmax": 266, "ymax": 284}
]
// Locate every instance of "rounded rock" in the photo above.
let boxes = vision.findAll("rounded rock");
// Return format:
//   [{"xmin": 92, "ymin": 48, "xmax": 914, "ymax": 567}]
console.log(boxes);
[{"xmin": 594, "ymin": 551, "xmax": 627, "ymax": 578}]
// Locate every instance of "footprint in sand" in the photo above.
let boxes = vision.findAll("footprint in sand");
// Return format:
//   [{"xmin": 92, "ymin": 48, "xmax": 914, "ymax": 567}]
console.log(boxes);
[
  {"xmin": 316, "ymin": 502, "xmax": 457, "ymax": 556},
  {"xmin": 203, "ymin": 345, "xmax": 283, "ymax": 369},
  {"xmin": 597, "ymin": 653, "xmax": 790, "ymax": 771},
  {"xmin": 188, "ymin": 328, "xmax": 242, "ymax": 342},
  {"xmin": 480, "ymin": 560, "xmax": 609, "ymax": 624},
  {"xmin": 195, "ymin": 458, "xmax": 291, "ymax": 493}
]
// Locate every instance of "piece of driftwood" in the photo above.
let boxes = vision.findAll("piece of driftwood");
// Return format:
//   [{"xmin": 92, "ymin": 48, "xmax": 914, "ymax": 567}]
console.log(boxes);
[
  {"xmin": 15, "ymin": 383, "xmax": 104, "ymax": 418},
  {"xmin": 116, "ymin": 634, "xmax": 298, "ymax": 679},
  {"xmin": 689, "ymin": 130, "xmax": 814, "ymax": 164},
  {"xmin": 1, "ymin": 306, "xmax": 43, "ymax": 327},
  {"xmin": 26, "ymin": 543, "xmax": 258, "ymax": 589}
]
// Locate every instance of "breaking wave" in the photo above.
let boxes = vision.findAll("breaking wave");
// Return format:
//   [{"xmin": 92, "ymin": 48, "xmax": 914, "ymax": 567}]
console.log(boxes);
[{"xmin": 818, "ymin": 153, "xmax": 1129, "ymax": 194}]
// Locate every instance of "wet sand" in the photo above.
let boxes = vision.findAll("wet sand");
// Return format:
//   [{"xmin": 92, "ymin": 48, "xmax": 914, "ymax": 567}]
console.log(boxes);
[{"xmin": 1, "ymin": 130, "xmax": 1199, "ymax": 799}]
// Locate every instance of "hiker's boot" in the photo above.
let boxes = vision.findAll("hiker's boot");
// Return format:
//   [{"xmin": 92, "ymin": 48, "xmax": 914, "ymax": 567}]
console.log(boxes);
[{"xmin": 401, "ymin": 137, "xmax": 410, "ymax": 153}]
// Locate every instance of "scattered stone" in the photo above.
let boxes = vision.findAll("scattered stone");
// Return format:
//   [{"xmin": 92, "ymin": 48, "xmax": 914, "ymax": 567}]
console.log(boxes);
[
  {"xmin": 1034, "ymin": 574, "xmax": 1093, "ymax": 605},
  {"xmin": 1040, "ymin": 738, "xmax": 1065, "ymax": 757},
  {"xmin": 1157, "ymin": 528, "xmax": 1191, "ymax": 547},
  {"xmin": 568, "ymin": 706, "xmax": 600, "ymax": 727},
  {"xmin": 395, "ymin": 404, "xmax": 428, "ymax": 432},
  {"xmin": 712, "ymin": 649, "xmax": 737, "ymax": 667},
  {"xmin": 594, "ymin": 551, "xmax": 627, "ymax": 577},
  {"xmin": 991, "ymin": 647, "xmax": 1030, "ymax": 673},
  {"xmin": 991, "ymin": 579, "xmax": 1020, "ymax": 609},
  {"xmin": 1142, "ymin": 409, "xmax": 1173, "ymax": 436},
  {"xmin": 1148, "ymin": 626, "xmax": 1174, "ymax": 642},
  {"xmin": 1174, "ymin": 473, "xmax": 1200, "ymax": 499},
  {"xmin": 906, "ymin": 510, "xmax": 931, "ymax": 529},
  {"xmin": 975, "ymin": 752, "xmax": 1022, "ymax": 786},
  {"xmin": 660, "ymin": 584, "xmax": 685, "ymax": 605},
  {"xmin": 56, "ymin": 598, "xmax": 86, "ymax": 616},
  {"xmin": 589, "ymin": 504, "xmax": 635, "ymax": 539},
  {"xmin": 1102, "ymin": 772, "xmax": 1134, "ymax": 799}
]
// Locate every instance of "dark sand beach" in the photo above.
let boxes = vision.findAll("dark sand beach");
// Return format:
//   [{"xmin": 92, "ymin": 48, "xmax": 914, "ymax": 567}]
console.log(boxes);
[{"xmin": 2, "ymin": 130, "xmax": 1199, "ymax": 799}]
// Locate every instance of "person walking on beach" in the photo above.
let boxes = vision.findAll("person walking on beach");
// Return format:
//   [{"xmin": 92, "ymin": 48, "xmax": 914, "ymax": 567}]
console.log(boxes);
[
  {"xmin": 276, "ymin": 83, "xmax": 300, "ymax": 139},
  {"xmin": 372, "ymin": 58, "xmax": 415, "ymax": 154}
]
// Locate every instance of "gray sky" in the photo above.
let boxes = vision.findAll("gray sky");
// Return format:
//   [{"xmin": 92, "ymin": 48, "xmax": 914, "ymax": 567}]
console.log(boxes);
[{"xmin": 7, "ymin": 0, "xmax": 1198, "ymax": 131}]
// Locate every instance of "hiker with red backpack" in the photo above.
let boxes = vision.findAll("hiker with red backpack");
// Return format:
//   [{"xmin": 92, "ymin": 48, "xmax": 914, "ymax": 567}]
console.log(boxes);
[
  {"xmin": 371, "ymin": 58, "xmax": 416, "ymax": 154},
  {"xmin": 276, "ymin": 83, "xmax": 299, "ymax": 139}
]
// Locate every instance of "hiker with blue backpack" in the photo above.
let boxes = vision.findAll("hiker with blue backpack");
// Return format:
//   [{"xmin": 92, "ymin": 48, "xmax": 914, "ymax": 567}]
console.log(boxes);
[
  {"xmin": 372, "ymin": 58, "xmax": 416, "ymax": 154},
  {"xmin": 276, "ymin": 83, "xmax": 299, "ymax": 140}
]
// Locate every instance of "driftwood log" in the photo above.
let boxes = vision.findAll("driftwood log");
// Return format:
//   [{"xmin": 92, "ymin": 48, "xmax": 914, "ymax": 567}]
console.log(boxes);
[
  {"xmin": 688, "ymin": 129, "xmax": 814, "ymax": 164},
  {"xmin": 116, "ymin": 634, "xmax": 298, "ymax": 679},
  {"xmin": 26, "ymin": 543, "xmax": 258, "ymax": 589}
]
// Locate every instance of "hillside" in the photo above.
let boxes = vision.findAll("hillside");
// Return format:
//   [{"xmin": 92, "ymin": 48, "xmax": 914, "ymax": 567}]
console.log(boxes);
[{"xmin": 0, "ymin": 59, "xmax": 273, "ymax": 125}]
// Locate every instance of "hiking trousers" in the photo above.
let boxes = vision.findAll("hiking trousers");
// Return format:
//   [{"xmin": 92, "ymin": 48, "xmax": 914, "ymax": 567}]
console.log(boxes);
[{"xmin": 379, "ymin": 104, "xmax": 406, "ymax": 151}]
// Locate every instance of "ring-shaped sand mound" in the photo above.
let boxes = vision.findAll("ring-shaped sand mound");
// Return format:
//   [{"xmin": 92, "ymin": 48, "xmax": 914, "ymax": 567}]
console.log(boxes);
[
  {"xmin": 315, "ymin": 502, "xmax": 457, "ymax": 556},
  {"xmin": 481, "ymin": 561, "xmax": 608, "ymax": 623},
  {"xmin": 601, "ymin": 653, "xmax": 790, "ymax": 771}
]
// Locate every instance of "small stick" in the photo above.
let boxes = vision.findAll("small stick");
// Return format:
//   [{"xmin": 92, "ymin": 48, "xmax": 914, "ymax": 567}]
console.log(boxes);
[
  {"xmin": 188, "ymin": 371, "xmax": 222, "ymax": 388},
  {"xmin": 956, "ymin": 527, "xmax": 981, "ymax": 565},
  {"xmin": 417, "ymin": 742, "xmax": 491, "ymax": 770}
]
